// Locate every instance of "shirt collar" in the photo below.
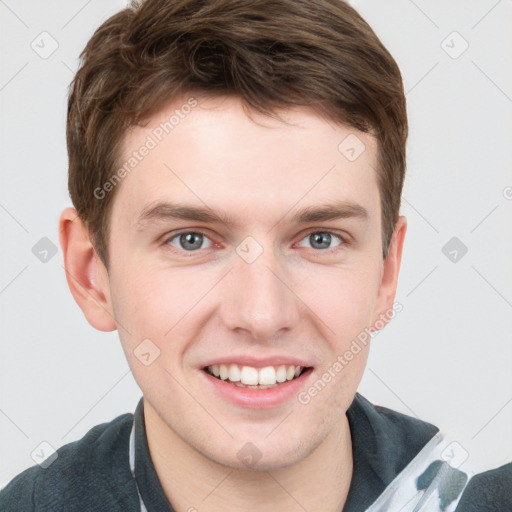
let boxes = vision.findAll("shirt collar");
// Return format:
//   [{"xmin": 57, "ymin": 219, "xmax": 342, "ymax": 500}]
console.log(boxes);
[{"xmin": 132, "ymin": 393, "xmax": 439, "ymax": 512}]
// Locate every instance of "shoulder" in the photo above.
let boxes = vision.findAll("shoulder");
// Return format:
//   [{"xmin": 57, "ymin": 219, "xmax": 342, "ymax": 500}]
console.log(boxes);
[
  {"xmin": 455, "ymin": 462, "xmax": 512, "ymax": 511},
  {"xmin": 349, "ymin": 392, "xmax": 440, "ymax": 442},
  {"xmin": 347, "ymin": 395, "xmax": 512, "ymax": 510},
  {"xmin": 0, "ymin": 411, "xmax": 139, "ymax": 512},
  {"xmin": 347, "ymin": 393, "xmax": 439, "ymax": 479}
]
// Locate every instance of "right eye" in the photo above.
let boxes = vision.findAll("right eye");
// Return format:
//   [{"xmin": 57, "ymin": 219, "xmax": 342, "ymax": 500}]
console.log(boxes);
[{"xmin": 165, "ymin": 231, "xmax": 214, "ymax": 252}]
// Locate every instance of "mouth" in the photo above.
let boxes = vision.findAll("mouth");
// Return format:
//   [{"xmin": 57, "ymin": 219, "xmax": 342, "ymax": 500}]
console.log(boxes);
[{"xmin": 203, "ymin": 363, "xmax": 312, "ymax": 389}]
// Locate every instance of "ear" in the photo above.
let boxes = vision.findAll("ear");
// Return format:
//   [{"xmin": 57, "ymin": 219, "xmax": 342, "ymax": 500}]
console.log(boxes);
[
  {"xmin": 371, "ymin": 215, "xmax": 407, "ymax": 331},
  {"xmin": 59, "ymin": 207, "xmax": 117, "ymax": 332}
]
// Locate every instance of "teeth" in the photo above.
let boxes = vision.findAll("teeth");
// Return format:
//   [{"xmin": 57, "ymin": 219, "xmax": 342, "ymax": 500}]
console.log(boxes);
[
  {"xmin": 276, "ymin": 365, "xmax": 287, "ymax": 383},
  {"xmin": 240, "ymin": 366, "xmax": 259, "ymax": 385},
  {"xmin": 206, "ymin": 363, "xmax": 305, "ymax": 386},
  {"xmin": 259, "ymin": 366, "xmax": 277, "ymax": 385},
  {"xmin": 228, "ymin": 364, "xmax": 241, "ymax": 382},
  {"xmin": 219, "ymin": 364, "xmax": 229, "ymax": 380}
]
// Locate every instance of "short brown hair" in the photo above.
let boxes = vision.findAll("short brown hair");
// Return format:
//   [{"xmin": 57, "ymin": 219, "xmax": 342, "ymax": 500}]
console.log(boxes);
[{"xmin": 67, "ymin": 0, "xmax": 407, "ymax": 266}]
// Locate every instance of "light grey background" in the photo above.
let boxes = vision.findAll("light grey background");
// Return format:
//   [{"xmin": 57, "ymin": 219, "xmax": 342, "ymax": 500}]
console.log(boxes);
[{"xmin": 1, "ymin": 0, "xmax": 511, "ymax": 488}]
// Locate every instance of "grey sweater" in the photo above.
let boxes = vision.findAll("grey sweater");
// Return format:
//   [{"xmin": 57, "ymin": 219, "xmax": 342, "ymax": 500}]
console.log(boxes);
[{"xmin": 1, "ymin": 394, "xmax": 510, "ymax": 511}]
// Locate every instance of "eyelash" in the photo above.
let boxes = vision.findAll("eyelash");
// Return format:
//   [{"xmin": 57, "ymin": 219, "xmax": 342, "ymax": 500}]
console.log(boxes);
[{"xmin": 162, "ymin": 229, "xmax": 349, "ymax": 256}]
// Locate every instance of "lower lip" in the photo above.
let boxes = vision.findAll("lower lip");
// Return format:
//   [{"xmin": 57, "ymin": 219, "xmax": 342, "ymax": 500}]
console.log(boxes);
[{"xmin": 201, "ymin": 368, "xmax": 314, "ymax": 409}]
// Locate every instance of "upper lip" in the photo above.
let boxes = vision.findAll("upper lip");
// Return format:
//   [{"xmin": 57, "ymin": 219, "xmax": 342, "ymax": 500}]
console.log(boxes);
[{"xmin": 201, "ymin": 355, "xmax": 312, "ymax": 369}]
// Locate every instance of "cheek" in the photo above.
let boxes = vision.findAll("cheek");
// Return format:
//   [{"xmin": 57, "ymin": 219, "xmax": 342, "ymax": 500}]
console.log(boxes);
[
  {"xmin": 108, "ymin": 265, "xmax": 178, "ymax": 357},
  {"xmin": 298, "ymin": 264, "xmax": 381, "ymax": 342},
  {"xmin": 109, "ymin": 269, "xmax": 195, "ymax": 401},
  {"xmin": 296, "ymin": 264, "xmax": 378, "ymax": 399},
  {"xmin": 109, "ymin": 264, "xmax": 215, "ymax": 367},
  {"xmin": 111, "ymin": 262, "xmax": 191, "ymax": 330}
]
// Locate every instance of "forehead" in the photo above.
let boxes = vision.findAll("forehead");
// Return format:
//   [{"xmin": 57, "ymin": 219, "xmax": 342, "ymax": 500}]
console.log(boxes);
[{"xmin": 113, "ymin": 95, "xmax": 380, "ymax": 230}]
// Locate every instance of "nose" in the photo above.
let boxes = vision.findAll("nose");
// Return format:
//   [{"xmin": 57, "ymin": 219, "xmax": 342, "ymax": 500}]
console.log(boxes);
[{"xmin": 219, "ymin": 243, "xmax": 302, "ymax": 343}]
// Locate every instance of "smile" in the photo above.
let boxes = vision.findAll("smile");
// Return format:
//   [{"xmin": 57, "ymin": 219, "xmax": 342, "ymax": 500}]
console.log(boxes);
[{"xmin": 204, "ymin": 364, "xmax": 309, "ymax": 389}]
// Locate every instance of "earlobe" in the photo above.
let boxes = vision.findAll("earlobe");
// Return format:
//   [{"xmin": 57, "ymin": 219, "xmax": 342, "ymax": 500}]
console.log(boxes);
[
  {"xmin": 59, "ymin": 207, "xmax": 117, "ymax": 332},
  {"xmin": 371, "ymin": 216, "xmax": 407, "ymax": 331}
]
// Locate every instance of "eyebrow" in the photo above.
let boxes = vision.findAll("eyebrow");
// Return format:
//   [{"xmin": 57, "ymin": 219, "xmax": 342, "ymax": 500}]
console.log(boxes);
[{"xmin": 135, "ymin": 199, "xmax": 369, "ymax": 231}]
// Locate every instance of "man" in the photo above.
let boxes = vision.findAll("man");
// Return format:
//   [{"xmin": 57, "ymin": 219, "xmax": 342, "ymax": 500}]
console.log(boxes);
[{"xmin": 1, "ymin": 0, "xmax": 510, "ymax": 510}]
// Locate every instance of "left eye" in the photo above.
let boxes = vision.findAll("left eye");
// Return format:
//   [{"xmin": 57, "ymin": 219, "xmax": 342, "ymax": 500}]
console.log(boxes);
[{"xmin": 297, "ymin": 231, "xmax": 343, "ymax": 251}]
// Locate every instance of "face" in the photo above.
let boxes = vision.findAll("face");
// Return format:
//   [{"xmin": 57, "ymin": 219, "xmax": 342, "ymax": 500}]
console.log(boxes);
[{"xmin": 99, "ymin": 94, "xmax": 401, "ymax": 470}]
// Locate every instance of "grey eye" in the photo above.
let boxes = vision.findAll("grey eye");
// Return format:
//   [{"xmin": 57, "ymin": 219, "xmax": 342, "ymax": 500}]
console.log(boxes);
[
  {"xmin": 169, "ymin": 232, "xmax": 212, "ymax": 251},
  {"xmin": 298, "ymin": 232, "xmax": 342, "ymax": 250}
]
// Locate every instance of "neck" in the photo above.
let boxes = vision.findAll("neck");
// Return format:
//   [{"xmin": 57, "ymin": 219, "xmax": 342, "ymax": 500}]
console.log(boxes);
[{"xmin": 144, "ymin": 403, "xmax": 353, "ymax": 512}]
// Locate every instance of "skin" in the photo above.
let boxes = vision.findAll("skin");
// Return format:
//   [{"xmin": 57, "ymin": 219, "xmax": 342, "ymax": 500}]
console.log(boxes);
[{"xmin": 59, "ymin": 94, "xmax": 407, "ymax": 512}]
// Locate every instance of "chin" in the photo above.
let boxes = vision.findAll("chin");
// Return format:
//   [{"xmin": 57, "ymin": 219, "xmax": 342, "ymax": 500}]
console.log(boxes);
[{"xmin": 202, "ymin": 427, "xmax": 325, "ymax": 472}]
